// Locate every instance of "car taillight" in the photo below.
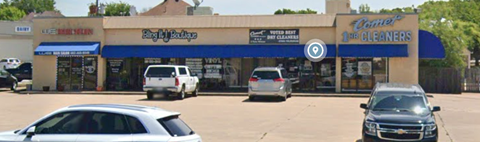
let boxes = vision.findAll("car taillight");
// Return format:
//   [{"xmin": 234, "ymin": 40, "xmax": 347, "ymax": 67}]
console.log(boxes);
[
  {"xmin": 249, "ymin": 78, "xmax": 258, "ymax": 82},
  {"xmin": 143, "ymin": 78, "xmax": 146, "ymax": 85},
  {"xmin": 175, "ymin": 77, "xmax": 179, "ymax": 86},
  {"xmin": 273, "ymin": 78, "xmax": 285, "ymax": 82}
]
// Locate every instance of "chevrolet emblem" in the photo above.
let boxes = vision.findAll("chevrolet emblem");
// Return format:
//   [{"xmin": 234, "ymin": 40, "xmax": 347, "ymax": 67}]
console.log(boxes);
[{"xmin": 397, "ymin": 129, "xmax": 407, "ymax": 135}]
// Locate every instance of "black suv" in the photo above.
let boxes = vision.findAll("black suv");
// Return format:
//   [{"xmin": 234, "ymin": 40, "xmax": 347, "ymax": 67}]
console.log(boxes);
[
  {"xmin": 360, "ymin": 83, "xmax": 441, "ymax": 142},
  {"xmin": 0, "ymin": 63, "xmax": 32, "ymax": 91}
]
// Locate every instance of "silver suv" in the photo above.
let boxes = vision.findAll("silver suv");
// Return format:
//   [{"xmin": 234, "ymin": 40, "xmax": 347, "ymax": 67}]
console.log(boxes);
[{"xmin": 248, "ymin": 67, "xmax": 292, "ymax": 101}]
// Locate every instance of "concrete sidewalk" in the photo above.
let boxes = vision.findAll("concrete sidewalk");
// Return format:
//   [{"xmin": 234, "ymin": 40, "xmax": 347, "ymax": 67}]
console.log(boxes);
[{"xmin": 18, "ymin": 91, "xmax": 372, "ymax": 98}]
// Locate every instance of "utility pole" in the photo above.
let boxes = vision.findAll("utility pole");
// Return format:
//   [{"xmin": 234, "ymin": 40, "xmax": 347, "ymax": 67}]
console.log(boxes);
[{"xmin": 96, "ymin": 0, "xmax": 99, "ymax": 16}]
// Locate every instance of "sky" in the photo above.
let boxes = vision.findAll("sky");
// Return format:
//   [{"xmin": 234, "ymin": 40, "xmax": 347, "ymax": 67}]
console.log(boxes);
[{"xmin": 56, "ymin": 0, "xmax": 431, "ymax": 16}]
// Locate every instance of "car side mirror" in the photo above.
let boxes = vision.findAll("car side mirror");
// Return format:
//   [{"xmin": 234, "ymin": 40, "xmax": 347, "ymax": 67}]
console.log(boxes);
[
  {"xmin": 360, "ymin": 103, "xmax": 368, "ymax": 109},
  {"xmin": 171, "ymin": 72, "xmax": 176, "ymax": 77},
  {"xmin": 26, "ymin": 126, "xmax": 35, "ymax": 137},
  {"xmin": 432, "ymin": 106, "xmax": 441, "ymax": 112}
]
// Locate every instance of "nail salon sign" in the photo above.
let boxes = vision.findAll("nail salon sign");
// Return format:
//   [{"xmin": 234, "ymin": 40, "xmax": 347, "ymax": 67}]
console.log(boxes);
[{"xmin": 342, "ymin": 15, "xmax": 412, "ymax": 42}]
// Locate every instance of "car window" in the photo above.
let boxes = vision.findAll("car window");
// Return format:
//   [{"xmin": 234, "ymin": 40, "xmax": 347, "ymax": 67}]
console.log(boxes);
[
  {"xmin": 125, "ymin": 116, "xmax": 148, "ymax": 134},
  {"xmin": 15, "ymin": 59, "xmax": 20, "ymax": 62},
  {"xmin": 158, "ymin": 116, "xmax": 194, "ymax": 137},
  {"xmin": 252, "ymin": 71, "xmax": 281, "ymax": 79},
  {"xmin": 0, "ymin": 59, "xmax": 6, "ymax": 62},
  {"xmin": 87, "ymin": 112, "xmax": 130, "ymax": 134},
  {"xmin": 8, "ymin": 59, "xmax": 13, "ymax": 62},
  {"xmin": 179, "ymin": 68, "xmax": 187, "ymax": 75},
  {"xmin": 281, "ymin": 70, "xmax": 288, "ymax": 78},
  {"xmin": 35, "ymin": 112, "xmax": 86, "ymax": 134},
  {"xmin": 146, "ymin": 67, "xmax": 175, "ymax": 77},
  {"xmin": 370, "ymin": 93, "xmax": 429, "ymax": 113}
]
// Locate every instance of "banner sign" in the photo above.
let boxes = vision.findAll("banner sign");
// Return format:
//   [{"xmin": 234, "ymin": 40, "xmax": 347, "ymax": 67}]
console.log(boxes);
[
  {"xmin": 342, "ymin": 15, "xmax": 412, "ymax": 42},
  {"xmin": 250, "ymin": 29, "xmax": 299, "ymax": 44},
  {"xmin": 142, "ymin": 29, "xmax": 198, "ymax": 43}
]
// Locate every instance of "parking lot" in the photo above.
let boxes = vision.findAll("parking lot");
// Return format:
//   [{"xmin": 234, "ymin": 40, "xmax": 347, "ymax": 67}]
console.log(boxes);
[{"xmin": 0, "ymin": 90, "xmax": 478, "ymax": 142}]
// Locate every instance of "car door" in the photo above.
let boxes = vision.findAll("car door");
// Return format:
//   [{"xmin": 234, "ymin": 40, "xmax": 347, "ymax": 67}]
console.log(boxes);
[
  {"xmin": 15, "ymin": 111, "xmax": 85, "ymax": 141},
  {"xmin": 281, "ymin": 69, "xmax": 292, "ymax": 93},
  {"xmin": 178, "ymin": 67, "xmax": 193, "ymax": 92},
  {"xmin": 75, "ymin": 111, "xmax": 132, "ymax": 142}
]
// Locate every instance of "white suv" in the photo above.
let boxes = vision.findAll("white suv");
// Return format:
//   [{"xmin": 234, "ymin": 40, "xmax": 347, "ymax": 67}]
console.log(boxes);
[
  {"xmin": 0, "ymin": 58, "xmax": 21, "ymax": 70},
  {"xmin": 248, "ymin": 67, "xmax": 293, "ymax": 101},
  {"xmin": 143, "ymin": 65, "xmax": 200, "ymax": 100},
  {"xmin": 0, "ymin": 104, "xmax": 202, "ymax": 142}
]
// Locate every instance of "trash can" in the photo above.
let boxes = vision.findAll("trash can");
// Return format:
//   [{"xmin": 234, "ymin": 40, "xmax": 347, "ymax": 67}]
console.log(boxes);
[{"xmin": 42, "ymin": 86, "xmax": 50, "ymax": 92}]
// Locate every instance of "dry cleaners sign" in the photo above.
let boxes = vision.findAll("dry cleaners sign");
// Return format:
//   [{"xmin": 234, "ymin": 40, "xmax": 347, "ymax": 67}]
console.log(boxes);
[
  {"xmin": 143, "ymin": 29, "xmax": 198, "ymax": 43},
  {"xmin": 342, "ymin": 15, "xmax": 412, "ymax": 42}
]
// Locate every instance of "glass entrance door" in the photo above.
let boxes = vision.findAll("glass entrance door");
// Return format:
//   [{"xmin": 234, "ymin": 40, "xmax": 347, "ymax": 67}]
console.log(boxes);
[
  {"xmin": 57, "ymin": 56, "xmax": 84, "ymax": 91},
  {"xmin": 341, "ymin": 58, "xmax": 388, "ymax": 92}
]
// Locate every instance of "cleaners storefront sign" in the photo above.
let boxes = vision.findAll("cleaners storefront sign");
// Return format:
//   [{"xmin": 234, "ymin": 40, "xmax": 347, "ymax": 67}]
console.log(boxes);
[
  {"xmin": 143, "ymin": 29, "xmax": 198, "ymax": 43},
  {"xmin": 342, "ymin": 15, "xmax": 412, "ymax": 42},
  {"xmin": 250, "ymin": 29, "xmax": 299, "ymax": 44}
]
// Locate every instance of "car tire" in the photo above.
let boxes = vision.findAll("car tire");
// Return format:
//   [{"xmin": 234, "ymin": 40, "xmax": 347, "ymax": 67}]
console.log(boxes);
[
  {"xmin": 280, "ymin": 92, "xmax": 287, "ymax": 101},
  {"xmin": 248, "ymin": 96, "xmax": 255, "ymax": 101},
  {"xmin": 192, "ymin": 86, "xmax": 199, "ymax": 97},
  {"xmin": 11, "ymin": 81, "xmax": 17, "ymax": 91},
  {"xmin": 147, "ymin": 91, "xmax": 153, "ymax": 100},
  {"xmin": 177, "ymin": 86, "xmax": 185, "ymax": 100}
]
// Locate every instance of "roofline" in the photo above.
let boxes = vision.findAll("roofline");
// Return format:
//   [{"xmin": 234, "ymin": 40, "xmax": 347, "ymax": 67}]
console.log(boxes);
[{"xmin": 336, "ymin": 13, "xmax": 418, "ymax": 16}]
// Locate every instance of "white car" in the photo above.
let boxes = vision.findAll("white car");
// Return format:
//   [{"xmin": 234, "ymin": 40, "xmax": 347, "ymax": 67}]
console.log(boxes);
[
  {"xmin": 143, "ymin": 65, "xmax": 200, "ymax": 100},
  {"xmin": 248, "ymin": 67, "xmax": 293, "ymax": 101},
  {"xmin": 0, "ymin": 104, "xmax": 202, "ymax": 142},
  {"xmin": 0, "ymin": 58, "xmax": 21, "ymax": 70}
]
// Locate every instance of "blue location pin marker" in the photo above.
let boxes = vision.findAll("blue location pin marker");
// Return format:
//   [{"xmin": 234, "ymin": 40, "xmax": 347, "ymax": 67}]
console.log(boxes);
[{"xmin": 308, "ymin": 44, "xmax": 323, "ymax": 58}]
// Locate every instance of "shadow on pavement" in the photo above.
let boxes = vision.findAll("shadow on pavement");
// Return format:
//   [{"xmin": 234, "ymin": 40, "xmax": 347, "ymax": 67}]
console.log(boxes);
[
  {"xmin": 355, "ymin": 139, "xmax": 362, "ymax": 142},
  {"xmin": 242, "ymin": 97, "xmax": 285, "ymax": 103},
  {"xmin": 137, "ymin": 95, "xmax": 197, "ymax": 102}
]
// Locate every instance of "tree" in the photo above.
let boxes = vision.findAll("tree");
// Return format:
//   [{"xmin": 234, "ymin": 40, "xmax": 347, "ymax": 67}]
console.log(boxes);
[
  {"xmin": 274, "ymin": 8, "xmax": 316, "ymax": 15},
  {"xmin": 359, "ymin": 4, "xmax": 372, "ymax": 13},
  {"xmin": 0, "ymin": 6, "xmax": 25, "ymax": 21},
  {"xmin": 1, "ymin": 0, "xmax": 57, "ymax": 14},
  {"xmin": 104, "ymin": 1, "xmax": 132, "ymax": 16}
]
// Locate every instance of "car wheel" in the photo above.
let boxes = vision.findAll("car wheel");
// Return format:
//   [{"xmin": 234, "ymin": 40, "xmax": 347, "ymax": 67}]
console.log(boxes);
[
  {"xmin": 192, "ymin": 86, "xmax": 199, "ymax": 97},
  {"xmin": 248, "ymin": 96, "xmax": 255, "ymax": 101},
  {"xmin": 280, "ymin": 92, "xmax": 287, "ymax": 101},
  {"xmin": 11, "ymin": 81, "xmax": 17, "ymax": 91},
  {"xmin": 177, "ymin": 86, "xmax": 185, "ymax": 100},
  {"xmin": 147, "ymin": 91, "xmax": 153, "ymax": 100}
]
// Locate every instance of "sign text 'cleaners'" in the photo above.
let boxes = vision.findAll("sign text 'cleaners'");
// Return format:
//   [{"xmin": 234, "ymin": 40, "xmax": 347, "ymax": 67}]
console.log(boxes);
[{"xmin": 343, "ymin": 15, "xmax": 412, "ymax": 42}]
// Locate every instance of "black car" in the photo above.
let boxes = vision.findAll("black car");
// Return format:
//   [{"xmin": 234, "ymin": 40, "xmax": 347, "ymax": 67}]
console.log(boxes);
[
  {"xmin": 0, "ymin": 63, "xmax": 32, "ymax": 91},
  {"xmin": 360, "ymin": 83, "xmax": 441, "ymax": 142}
]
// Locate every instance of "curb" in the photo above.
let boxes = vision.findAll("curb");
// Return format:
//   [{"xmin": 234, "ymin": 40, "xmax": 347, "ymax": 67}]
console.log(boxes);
[{"xmin": 17, "ymin": 91, "xmax": 373, "ymax": 98}]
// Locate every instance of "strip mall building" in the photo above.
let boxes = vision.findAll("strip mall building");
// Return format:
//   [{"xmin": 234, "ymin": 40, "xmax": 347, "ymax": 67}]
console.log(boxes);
[{"xmin": 32, "ymin": 10, "xmax": 445, "ymax": 93}]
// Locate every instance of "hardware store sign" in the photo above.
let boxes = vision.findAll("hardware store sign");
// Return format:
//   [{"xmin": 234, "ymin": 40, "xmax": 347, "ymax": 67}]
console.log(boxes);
[{"xmin": 250, "ymin": 29, "xmax": 299, "ymax": 44}]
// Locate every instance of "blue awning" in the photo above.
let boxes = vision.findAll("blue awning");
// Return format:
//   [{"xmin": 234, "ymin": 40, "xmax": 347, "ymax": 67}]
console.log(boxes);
[
  {"xmin": 35, "ymin": 42, "xmax": 100, "ymax": 56},
  {"xmin": 419, "ymin": 30, "xmax": 445, "ymax": 59},
  {"xmin": 102, "ymin": 44, "xmax": 336, "ymax": 58},
  {"xmin": 338, "ymin": 44, "xmax": 408, "ymax": 58}
]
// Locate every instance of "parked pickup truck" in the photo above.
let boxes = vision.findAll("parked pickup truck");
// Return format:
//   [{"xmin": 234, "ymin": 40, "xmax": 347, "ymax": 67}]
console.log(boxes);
[{"xmin": 143, "ymin": 65, "xmax": 200, "ymax": 100}]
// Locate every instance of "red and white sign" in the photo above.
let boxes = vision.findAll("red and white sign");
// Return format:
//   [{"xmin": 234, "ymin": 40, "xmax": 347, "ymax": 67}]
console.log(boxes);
[{"xmin": 42, "ymin": 28, "xmax": 93, "ymax": 35}]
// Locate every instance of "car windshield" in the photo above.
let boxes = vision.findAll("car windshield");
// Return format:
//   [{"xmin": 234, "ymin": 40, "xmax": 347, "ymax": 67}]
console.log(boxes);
[
  {"xmin": 253, "ymin": 71, "xmax": 280, "ymax": 79},
  {"xmin": 146, "ymin": 67, "xmax": 175, "ymax": 77},
  {"xmin": 370, "ymin": 93, "xmax": 429, "ymax": 114}
]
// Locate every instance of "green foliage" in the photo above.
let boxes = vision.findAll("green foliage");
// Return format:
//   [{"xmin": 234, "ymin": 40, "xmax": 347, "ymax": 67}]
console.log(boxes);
[
  {"xmin": 1, "ymin": 0, "xmax": 56, "ymax": 14},
  {"xmin": 104, "ymin": 1, "xmax": 132, "ymax": 16},
  {"xmin": 359, "ymin": 4, "xmax": 372, "ymax": 13},
  {"xmin": 0, "ymin": 6, "xmax": 25, "ymax": 21},
  {"xmin": 274, "ymin": 8, "xmax": 316, "ymax": 15}
]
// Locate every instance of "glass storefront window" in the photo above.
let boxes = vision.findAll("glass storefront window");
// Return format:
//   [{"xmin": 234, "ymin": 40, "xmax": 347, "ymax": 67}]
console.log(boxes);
[
  {"xmin": 57, "ymin": 56, "xmax": 97, "ymax": 91},
  {"xmin": 341, "ymin": 58, "xmax": 388, "ymax": 92}
]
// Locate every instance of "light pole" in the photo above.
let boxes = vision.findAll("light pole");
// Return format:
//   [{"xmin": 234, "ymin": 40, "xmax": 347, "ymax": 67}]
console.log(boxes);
[{"xmin": 96, "ymin": 0, "xmax": 99, "ymax": 15}]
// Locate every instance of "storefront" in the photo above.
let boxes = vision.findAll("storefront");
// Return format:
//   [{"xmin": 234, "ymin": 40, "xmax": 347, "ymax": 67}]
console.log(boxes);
[{"xmin": 32, "ymin": 14, "xmax": 445, "ymax": 93}]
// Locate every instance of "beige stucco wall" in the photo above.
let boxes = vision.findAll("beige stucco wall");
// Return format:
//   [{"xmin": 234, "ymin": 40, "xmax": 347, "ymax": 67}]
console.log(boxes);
[
  {"xmin": 32, "ymin": 17, "xmax": 105, "ymax": 90},
  {"xmin": 0, "ymin": 38, "xmax": 33, "ymax": 62},
  {"xmin": 334, "ymin": 14, "xmax": 419, "ymax": 92},
  {"xmin": 106, "ymin": 27, "xmax": 336, "ymax": 45}
]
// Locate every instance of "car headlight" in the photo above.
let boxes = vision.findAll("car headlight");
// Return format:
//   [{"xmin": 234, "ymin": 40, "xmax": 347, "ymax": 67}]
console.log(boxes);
[
  {"xmin": 424, "ymin": 124, "xmax": 437, "ymax": 138},
  {"xmin": 364, "ymin": 121, "xmax": 377, "ymax": 136}
]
